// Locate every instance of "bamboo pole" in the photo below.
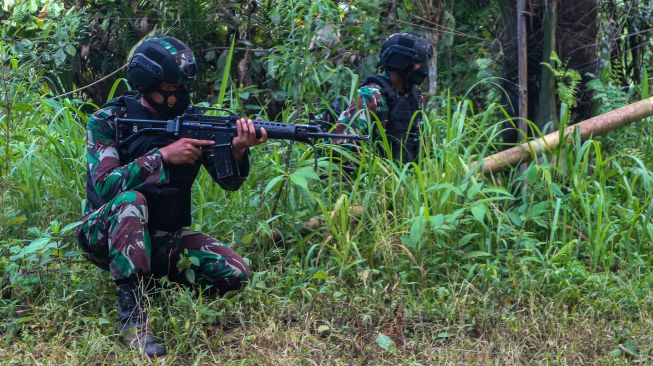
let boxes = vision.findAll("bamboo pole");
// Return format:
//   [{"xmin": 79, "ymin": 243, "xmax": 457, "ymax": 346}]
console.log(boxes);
[{"xmin": 482, "ymin": 97, "xmax": 653, "ymax": 174}]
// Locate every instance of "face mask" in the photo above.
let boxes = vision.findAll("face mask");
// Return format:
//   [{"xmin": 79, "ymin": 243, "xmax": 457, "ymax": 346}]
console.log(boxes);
[
  {"xmin": 145, "ymin": 87, "xmax": 190, "ymax": 118},
  {"xmin": 408, "ymin": 64, "xmax": 429, "ymax": 85}
]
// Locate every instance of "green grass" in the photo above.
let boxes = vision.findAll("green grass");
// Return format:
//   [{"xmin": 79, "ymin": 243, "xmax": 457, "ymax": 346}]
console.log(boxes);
[{"xmin": 2, "ymin": 88, "xmax": 653, "ymax": 364}]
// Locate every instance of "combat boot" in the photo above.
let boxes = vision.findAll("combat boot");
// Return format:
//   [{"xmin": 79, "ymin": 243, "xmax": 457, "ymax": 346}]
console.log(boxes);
[{"xmin": 115, "ymin": 279, "xmax": 167, "ymax": 358}]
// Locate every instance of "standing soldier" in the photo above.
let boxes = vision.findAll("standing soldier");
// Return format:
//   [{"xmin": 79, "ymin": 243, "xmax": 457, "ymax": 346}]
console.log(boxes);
[
  {"xmin": 334, "ymin": 32, "xmax": 433, "ymax": 163},
  {"xmin": 76, "ymin": 36, "xmax": 267, "ymax": 358}
]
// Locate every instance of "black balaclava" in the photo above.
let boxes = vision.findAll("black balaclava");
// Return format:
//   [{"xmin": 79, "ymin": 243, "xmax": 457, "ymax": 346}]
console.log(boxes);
[
  {"xmin": 144, "ymin": 86, "xmax": 190, "ymax": 118},
  {"xmin": 394, "ymin": 63, "xmax": 429, "ymax": 93},
  {"xmin": 408, "ymin": 63, "xmax": 429, "ymax": 85}
]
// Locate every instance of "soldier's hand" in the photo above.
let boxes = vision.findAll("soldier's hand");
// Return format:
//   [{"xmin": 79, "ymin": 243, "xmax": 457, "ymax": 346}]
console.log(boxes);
[
  {"xmin": 231, "ymin": 118, "xmax": 267, "ymax": 162},
  {"xmin": 159, "ymin": 138, "xmax": 214, "ymax": 165}
]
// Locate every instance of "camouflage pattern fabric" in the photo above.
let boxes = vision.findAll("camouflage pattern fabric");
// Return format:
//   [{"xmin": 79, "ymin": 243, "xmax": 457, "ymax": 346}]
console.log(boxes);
[
  {"xmin": 77, "ymin": 189, "xmax": 250, "ymax": 290},
  {"xmin": 333, "ymin": 81, "xmax": 387, "ymax": 141},
  {"xmin": 84, "ymin": 107, "xmax": 169, "ymax": 214}
]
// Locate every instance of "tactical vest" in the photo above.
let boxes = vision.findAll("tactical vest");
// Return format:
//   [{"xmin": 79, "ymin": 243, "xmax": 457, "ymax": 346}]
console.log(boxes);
[
  {"xmin": 86, "ymin": 92, "xmax": 200, "ymax": 232},
  {"xmin": 363, "ymin": 75, "xmax": 422, "ymax": 163}
]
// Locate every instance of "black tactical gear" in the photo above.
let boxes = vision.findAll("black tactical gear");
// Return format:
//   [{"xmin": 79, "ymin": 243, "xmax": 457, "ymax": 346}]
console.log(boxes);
[
  {"xmin": 84, "ymin": 92, "xmax": 199, "ymax": 232},
  {"xmin": 363, "ymin": 75, "xmax": 422, "ymax": 163}
]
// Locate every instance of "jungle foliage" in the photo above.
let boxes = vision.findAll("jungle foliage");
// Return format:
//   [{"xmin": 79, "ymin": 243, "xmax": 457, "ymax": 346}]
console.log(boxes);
[{"xmin": 2, "ymin": 0, "xmax": 653, "ymax": 364}]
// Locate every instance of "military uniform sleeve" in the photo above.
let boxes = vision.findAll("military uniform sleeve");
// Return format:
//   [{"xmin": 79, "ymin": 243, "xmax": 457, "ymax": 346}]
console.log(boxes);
[
  {"xmin": 86, "ymin": 109, "xmax": 169, "ymax": 202},
  {"xmin": 333, "ymin": 83, "xmax": 385, "ymax": 143}
]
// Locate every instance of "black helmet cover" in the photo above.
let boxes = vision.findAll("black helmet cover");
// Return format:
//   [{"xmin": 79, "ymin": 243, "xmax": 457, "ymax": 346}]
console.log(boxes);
[
  {"xmin": 127, "ymin": 36, "xmax": 197, "ymax": 90},
  {"xmin": 378, "ymin": 32, "xmax": 433, "ymax": 71}
]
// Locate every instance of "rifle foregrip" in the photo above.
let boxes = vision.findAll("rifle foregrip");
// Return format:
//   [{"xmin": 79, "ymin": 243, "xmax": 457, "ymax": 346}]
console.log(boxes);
[{"xmin": 252, "ymin": 121, "xmax": 298, "ymax": 139}]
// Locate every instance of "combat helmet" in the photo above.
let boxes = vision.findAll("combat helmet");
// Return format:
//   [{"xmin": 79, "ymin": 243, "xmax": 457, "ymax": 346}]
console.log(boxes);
[
  {"xmin": 127, "ymin": 36, "xmax": 197, "ymax": 90},
  {"xmin": 378, "ymin": 32, "xmax": 433, "ymax": 71}
]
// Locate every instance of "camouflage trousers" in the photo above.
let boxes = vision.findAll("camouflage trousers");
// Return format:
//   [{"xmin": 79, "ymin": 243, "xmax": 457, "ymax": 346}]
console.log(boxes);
[{"xmin": 77, "ymin": 190, "xmax": 250, "ymax": 293}]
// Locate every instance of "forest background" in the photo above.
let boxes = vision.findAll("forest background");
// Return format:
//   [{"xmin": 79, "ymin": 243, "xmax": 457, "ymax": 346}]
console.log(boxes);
[{"xmin": 2, "ymin": 0, "xmax": 653, "ymax": 364}]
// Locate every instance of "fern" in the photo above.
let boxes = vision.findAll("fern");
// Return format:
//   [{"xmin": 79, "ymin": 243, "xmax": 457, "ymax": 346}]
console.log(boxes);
[
  {"xmin": 541, "ymin": 52, "xmax": 582, "ymax": 108},
  {"xmin": 586, "ymin": 78, "xmax": 629, "ymax": 115}
]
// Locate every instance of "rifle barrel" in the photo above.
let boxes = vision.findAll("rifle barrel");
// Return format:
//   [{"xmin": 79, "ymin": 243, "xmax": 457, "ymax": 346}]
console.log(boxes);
[{"xmin": 309, "ymin": 132, "xmax": 370, "ymax": 141}]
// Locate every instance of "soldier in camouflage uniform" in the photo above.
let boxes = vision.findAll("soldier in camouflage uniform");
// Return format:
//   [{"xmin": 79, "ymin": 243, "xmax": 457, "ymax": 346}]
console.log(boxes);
[
  {"xmin": 333, "ymin": 32, "xmax": 433, "ymax": 163},
  {"xmin": 77, "ymin": 36, "xmax": 268, "ymax": 358}
]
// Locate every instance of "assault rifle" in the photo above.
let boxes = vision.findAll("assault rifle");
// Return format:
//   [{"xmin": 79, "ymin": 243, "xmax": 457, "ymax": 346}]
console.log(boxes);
[{"xmin": 115, "ymin": 106, "xmax": 369, "ymax": 179}]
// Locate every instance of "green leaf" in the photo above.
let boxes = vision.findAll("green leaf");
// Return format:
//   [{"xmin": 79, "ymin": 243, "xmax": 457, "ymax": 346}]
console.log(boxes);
[
  {"xmin": 185, "ymin": 269, "xmax": 196, "ymax": 284},
  {"xmin": 189, "ymin": 256, "xmax": 200, "ymax": 267},
  {"xmin": 375, "ymin": 333, "xmax": 394, "ymax": 351},
  {"xmin": 176, "ymin": 256, "xmax": 190, "ymax": 271},
  {"xmin": 437, "ymin": 331, "xmax": 454, "ymax": 339},
  {"xmin": 467, "ymin": 182, "xmax": 482, "ymax": 198},
  {"xmin": 312, "ymin": 271, "xmax": 328, "ymax": 280},
  {"xmin": 408, "ymin": 216, "xmax": 426, "ymax": 248},
  {"xmin": 11, "ymin": 103, "xmax": 32, "ymax": 112},
  {"xmin": 459, "ymin": 233, "xmax": 479, "ymax": 247},
  {"xmin": 60, "ymin": 221, "xmax": 82, "ymax": 235},
  {"xmin": 608, "ymin": 348, "xmax": 622, "ymax": 358},
  {"xmin": 525, "ymin": 164, "xmax": 538, "ymax": 184},
  {"xmin": 289, "ymin": 174, "xmax": 308, "ymax": 190},
  {"xmin": 471, "ymin": 204, "xmax": 486, "ymax": 223},
  {"xmin": 10, "ymin": 237, "xmax": 54, "ymax": 260},
  {"xmin": 264, "ymin": 175, "xmax": 285, "ymax": 195},
  {"xmin": 217, "ymin": 36, "xmax": 235, "ymax": 106},
  {"xmin": 528, "ymin": 201, "xmax": 549, "ymax": 217},
  {"xmin": 429, "ymin": 214, "xmax": 445, "ymax": 230},
  {"xmin": 7, "ymin": 216, "xmax": 27, "ymax": 226},
  {"xmin": 622, "ymin": 340, "xmax": 639, "ymax": 356},
  {"xmin": 551, "ymin": 240, "xmax": 576, "ymax": 264},
  {"xmin": 241, "ymin": 232, "xmax": 254, "ymax": 245},
  {"xmin": 49, "ymin": 220, "xmax": 61, "ymax": 234},
  {"xmin": 65, "ymin": 43, "xmax": 76, "ymax": 56},
  {"xmin": 54, "ymin": 48, "xmax": 66, "ymax": 67},
  {"xmin": 293, "ymin": 166, "xmax": 320, "ymax": 180},
  {"xmin": 462, "ymin": 251, "xmax": 493, "ymax": 260},
  {"xmin": 507, "ymin": 211, "xmax": 523, "ymax": 226}
]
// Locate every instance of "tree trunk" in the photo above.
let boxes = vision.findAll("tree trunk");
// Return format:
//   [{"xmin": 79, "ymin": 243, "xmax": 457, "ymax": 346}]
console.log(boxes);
[
  {"xmin": 412, "ymin": 1, "xmax": 446, "ymax": 96},
  {"xmin": 517, "ymin": 0, "xmax": 529, "ymax": 139},
  {"xmin": 535, "ymin": 0, "xmax": 557, "ymax": 131},
  {"xmin": 557, "ymin": 0, "xmax": 599, "ymax": 121},
  {"xmin": 500, "ymin": 0, "xmax": 598, "ymax": 145},
  {"xmin": 427, "ymin": 32, "xmax": 439, "ymax": 96}
]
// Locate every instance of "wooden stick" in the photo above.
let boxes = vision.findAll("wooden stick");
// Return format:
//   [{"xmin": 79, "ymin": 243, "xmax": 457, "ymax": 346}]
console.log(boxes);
[{"xmin": 482, "ymin": 97, "xmax": 653, "ymax": 174}]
